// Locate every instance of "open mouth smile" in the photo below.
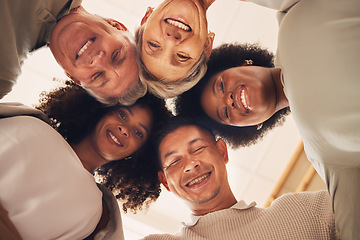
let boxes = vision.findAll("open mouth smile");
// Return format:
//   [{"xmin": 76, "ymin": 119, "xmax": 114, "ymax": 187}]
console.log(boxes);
[
  {"xmin": 236, "ymin": 87, "xmax": 251, "ymax": 113},
  {"xmin": 76, "ymin": 37, "xmax": 95, "ymax": 59},
  {"xmin": 186, "ymin": 172, "xmax": 211, "ymax": 187},
  {"xmin": 240, "ymin": 89, "xmax": 250, "ymax": 110},
  {"xmin": 108, "ymin": 131, "xmax": 124, "ymax": 147},
  {"xmin": 165, "ymin": 18, "xmax": 191, "ymax": 31}
]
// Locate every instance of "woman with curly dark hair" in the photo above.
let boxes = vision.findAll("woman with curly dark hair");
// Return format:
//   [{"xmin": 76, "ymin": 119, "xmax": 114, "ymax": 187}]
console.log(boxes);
[
  {"xmin": 0, "ymin": 81, "xmax": 171, "ymax": 239},
  {"xmin": 175, "ymin": 43, "xmax": 290, "ymax": 148},
  {"xmin": 37, "ymin": 81, "xmax": 172, "ymax": 213}
]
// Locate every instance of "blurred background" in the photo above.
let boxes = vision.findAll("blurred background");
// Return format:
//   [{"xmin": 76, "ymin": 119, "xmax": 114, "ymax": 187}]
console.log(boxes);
[{"xmin": 1, "ymin": 0, "xmax": 326, "ymax": 239}]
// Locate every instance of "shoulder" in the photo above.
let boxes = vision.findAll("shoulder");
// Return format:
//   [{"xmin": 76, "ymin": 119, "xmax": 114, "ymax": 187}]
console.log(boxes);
[
  {"xmin": 273, "ymin": 191, "xmax": 331, "ymax": 209},
  {"xmin": 244, "ymin": 0, "xmax": 300, "ymax": 11},
  {"xmin": 272, "ymin": 191, "xmax": 334, "ymax": 224},
  {"xmin": 142, "ymin": 233, "xmax": 181, "ymax": 240},
  {"xmin": 0, "ymin": 115, "xmax": 62, "ymax": 145}
]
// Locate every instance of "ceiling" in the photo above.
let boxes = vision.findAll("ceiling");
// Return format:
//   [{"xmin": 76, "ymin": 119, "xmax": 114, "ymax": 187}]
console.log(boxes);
[{"xmin": 1, "ymin": 0, "xmax": 304, "ymax": 239}]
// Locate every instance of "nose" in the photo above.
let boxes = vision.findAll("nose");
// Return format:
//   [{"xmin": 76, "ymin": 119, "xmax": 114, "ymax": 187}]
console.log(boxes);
[
  {"xmin": 164, "ymin": 26, "xmax": 182, "ymax": 42},
  {"xmin": 184, "ymin": 157, "xmax": 200, "ymax": 173},
  {"xmin": 225, "ymin": 92, "xmax": 236, "ymax": 109},
  {"xmin": 118, "ymin": 125, "xmax": 129, "ymax": 137},
  {"xmin": 90, "ymin": 51, "xmax": 105, "ymax": 67}
]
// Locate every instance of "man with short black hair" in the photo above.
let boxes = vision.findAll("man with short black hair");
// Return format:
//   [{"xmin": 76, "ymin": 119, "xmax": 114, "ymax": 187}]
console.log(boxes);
[{"xmin": 144, "ymin": 117, "xmax": 339, "ymax": 240}]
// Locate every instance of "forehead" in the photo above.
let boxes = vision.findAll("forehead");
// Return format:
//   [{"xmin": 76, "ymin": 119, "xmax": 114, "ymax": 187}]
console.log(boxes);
[
  {"xmin": 159, "ymin": 125, "xmax": 212, "ymax": 153},
  {"xmin": 129, "ymin": 104, "xmax": 153, "ymax": 121}
]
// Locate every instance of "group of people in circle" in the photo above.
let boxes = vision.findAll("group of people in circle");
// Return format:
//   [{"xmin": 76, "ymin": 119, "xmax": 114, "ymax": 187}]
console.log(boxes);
[{"xmin": 0, "ymin": 0, "xmax": 359, "ymax": 239}]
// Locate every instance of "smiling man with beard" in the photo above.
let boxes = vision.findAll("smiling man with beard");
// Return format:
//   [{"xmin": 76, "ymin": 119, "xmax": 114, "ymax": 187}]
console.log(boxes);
[
  {"xmin": 142, "ymin": 116, "xmax": 340, "ymax": 240},
  {"xmin": 0, "ymin": 0, "xmax": 144, "ymax": 105}
]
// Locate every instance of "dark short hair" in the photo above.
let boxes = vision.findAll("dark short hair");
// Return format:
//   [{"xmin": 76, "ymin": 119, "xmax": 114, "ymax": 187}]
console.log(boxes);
[
  {"xmin": 154, "ymin": 116, "xmax": 216, "ymax": 171},
  {"xmin": 175, "ymin": 43, "xmax": 290, "ymax": 149},
  {"xmin": 36, "ymin": 80, "xmax": 172, "ymax": 213}
]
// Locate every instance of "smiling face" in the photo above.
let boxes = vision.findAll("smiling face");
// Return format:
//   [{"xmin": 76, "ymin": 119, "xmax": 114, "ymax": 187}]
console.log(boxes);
[
  {"xmin": 201, "ymin": 66, "xmax": 278, "ymax": 127},
  {"xmin": 49, "ymin": 6, "xmax": 139, "ymax": 99},
  {"xmin": 90, "ymin": 105, "xmax": 153, "ymax": 162},
  {"xmin": 141, "ymin": 0, "xmax": 213, "ymax": 81},
  {"xmin": 158, "ymin": 125, "xmax": 230, "ymax": 212}
]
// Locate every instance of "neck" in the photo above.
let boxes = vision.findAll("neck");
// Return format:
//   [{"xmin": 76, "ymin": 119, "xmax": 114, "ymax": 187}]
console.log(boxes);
[
  {"xmin": 190, "ymin": 184, "xmax": 237, "ymax": 216},
  {"xmin": 71, "ymin": 137, "xmax": 108, "ymax": 173},
  {"xmin": 270, "ymin": 68, "xmax": 289, "ymax": 111}
]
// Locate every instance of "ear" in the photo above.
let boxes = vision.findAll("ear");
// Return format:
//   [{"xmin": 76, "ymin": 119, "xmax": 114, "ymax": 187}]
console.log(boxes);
[
  {"xmin": 205, "ymin": 32, "xmax": 215, "ymax": 58},
  {"xmin": 158, "ymin": 171, "xmax": 170, "ymax": 191},
  {"xmin": 215, "ymin": 138, "xmax": 229, "ymax": 164},
  {"xmin": 106, "ymin": 18, "xmax": 128, "ymax": 31},
  {"xmin": 141, "ymin": 7, "xmax": 154, "ymax": 25},
  {"xmin": 65, "ymin": 72, "xmax": 81, "ymax": 85}
]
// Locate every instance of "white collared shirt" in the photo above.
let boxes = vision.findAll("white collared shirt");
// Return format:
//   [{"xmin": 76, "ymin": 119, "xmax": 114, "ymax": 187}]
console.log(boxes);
[{"xmin": 183, "ymin": 200, "xmax": 257, "ymax": 227}]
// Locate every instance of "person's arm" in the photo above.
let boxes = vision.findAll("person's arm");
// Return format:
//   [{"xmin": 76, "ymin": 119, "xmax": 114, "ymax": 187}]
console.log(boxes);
[
  {"xmin": 0, "ymin": 202, "xmax": 22, "ymax": 240},
  {"xmin": 240, "ymin": 0, "xmax": 300, "ymax": 11},
  {"xmin": 294, "ymin": 191, "xmax": 340, "ymax": 239},
  {"xmin": 0, "ymin": 78, "xmax": 15, "ymax": 100}
]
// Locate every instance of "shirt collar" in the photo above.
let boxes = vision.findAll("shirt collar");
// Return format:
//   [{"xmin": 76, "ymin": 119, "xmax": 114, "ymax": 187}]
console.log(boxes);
[
  {"xmin": 38, "ymin": 0, "xmax": 82, "ymax": 48},
  {"xmin": 182, "ymin": 200, "xmax": 257, "ymax": 227}
]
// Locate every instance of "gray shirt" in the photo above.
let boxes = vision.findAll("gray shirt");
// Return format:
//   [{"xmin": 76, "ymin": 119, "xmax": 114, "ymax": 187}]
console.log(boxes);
[{"xmin": 0, "ymin": 0, "xmax": 82, "ymax": 99}]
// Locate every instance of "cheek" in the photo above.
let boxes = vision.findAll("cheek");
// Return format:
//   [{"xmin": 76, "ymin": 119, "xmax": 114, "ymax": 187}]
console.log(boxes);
[
  {"xmin": 127, "ymin": 139, "xmax": 142, "ymax": 155},
  {"xmin": 182, "ymin": 41, "xmax": 204, "ymax": 57},
  {"xmin": 201, "ymin": 94, "xmax": 218, "ymax": 120},
  {"xmin": 67, "ymin": 65, "xmax": 91, "ymax": 81}
]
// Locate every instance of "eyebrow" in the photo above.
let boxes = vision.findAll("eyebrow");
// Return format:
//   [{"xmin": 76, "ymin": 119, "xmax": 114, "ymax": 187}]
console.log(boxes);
[
  {"xmin": 124, "ymin": 107, "xmax": 133, "ymax": 116},
  {"xmin": 212, "ymin": 76, "xmax": 217, "ymax": 95},
  {"xmin": 139, "ymin": 123, "xmax": 149, "ymax": 135},
  {"xmin": 163, "ymin": 138, "xmax": 202, "ymax": 159},
  {"xmin": 212, "ymin": 77, "xmax": 224, "ymax": 122}
]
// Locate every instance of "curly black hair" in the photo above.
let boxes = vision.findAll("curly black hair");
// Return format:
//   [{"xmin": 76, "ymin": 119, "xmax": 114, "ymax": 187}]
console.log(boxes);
[
  {"xmin": 36, "ymin": 81, "xmax": 172, "ymax": 213},
  {"xmin": 175, "ymin": 43, "xmax": 290, "ymax": 149}
]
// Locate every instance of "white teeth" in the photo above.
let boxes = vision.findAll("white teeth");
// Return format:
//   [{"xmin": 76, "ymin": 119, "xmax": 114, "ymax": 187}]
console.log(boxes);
[
  {"xmin": 77, "ymin": 39, "xmax": 93, "ymax": 58},
  {"xmin": 166, "ymin": 19, "xmax": 190, "ymax": 31},
  {"xmin": 187, "ymin": 173, "xmax": 210, "ymax": 187},
  {"xmin": 240, "ymin": 89, "xmax": 249, "ymax": 110},
  {"xmin": 109, "ymin": 132, "xmax": 120, "ymax": 145}
]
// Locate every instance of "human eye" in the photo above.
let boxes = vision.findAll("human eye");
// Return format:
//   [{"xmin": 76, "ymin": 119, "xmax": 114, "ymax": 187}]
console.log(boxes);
[
  {"xmin": 118, "ymin": 109, "xmax": 127, "ymax": 120},
  {"xmin": 91, "ymin": 72, "xmax": 103, "ymax": 83},
  {"xmin": 221, "ymin": 107, "xmax": 230, "ymax": 121},
  {"xmin": 219, "ymin": 78, "xmax": 225, "ymax": 93},
  {"xmin": 167, "ymin": 158, "xmax": 181, "ymax": 169},
  {"xmin": 134, "ymin": 129, "xmax": 144, "ymax": 139},
  {"xmin": 177, "ymin": 53, "xmax": 190, "ymax": 62},
  {"xmin": 193, "ymin": 146, "xmax": 207, "ymax": 154},
  {"xmin": 111, "ymin": 49, "xmax": 120, "ymax": 63},
  {"xmin": 111, "ymin": 48, "xmax": 125, "ymax": 65},
  {"xmin": 148, "ymin": 41, "xmax": 160, "ymax": 51},
  {"xmin": 225, "ymin": 107, "xmax": 229, "ymax": 120}
]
